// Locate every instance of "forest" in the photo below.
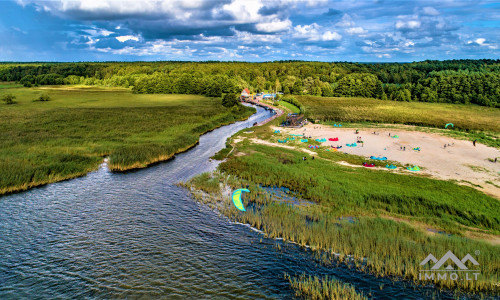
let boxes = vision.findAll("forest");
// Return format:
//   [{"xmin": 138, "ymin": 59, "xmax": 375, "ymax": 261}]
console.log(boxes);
[{"xmin": 0, "ymin": 59, "xmax": 499, "ymax": 107}]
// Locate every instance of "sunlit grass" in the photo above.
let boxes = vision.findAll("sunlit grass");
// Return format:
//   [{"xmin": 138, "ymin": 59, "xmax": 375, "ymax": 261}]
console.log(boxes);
[
  {"xmin": 299, "ymin": 95, "xmax": 500, "ymax": 133},
  {"xmin": 0, "ymin": 86, "xmax": 254, "ymax": 194},
  {"xmin": 185, "ymin": 143, "xmax": 500, "ymax": 295}
]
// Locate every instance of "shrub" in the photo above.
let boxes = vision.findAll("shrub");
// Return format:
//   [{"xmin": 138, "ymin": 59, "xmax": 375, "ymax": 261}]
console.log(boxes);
[
  {"xmin": 33, "ymin": 94, "xmax": 51, "ymax": 102},
  {"xmin": 1, "ymin": 94, "xmax": 16, "ymax": 104}
]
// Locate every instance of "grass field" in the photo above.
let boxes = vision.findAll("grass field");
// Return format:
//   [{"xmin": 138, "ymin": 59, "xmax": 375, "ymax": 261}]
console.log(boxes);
[
  {"xmin": 186, "ymin": 140, "xmax": 500, "ymax": 295},
  {"xmin": 0, "ymin": 81, "xmax": 22, "ymax": 89},
  {"xmin": 278, "ymin": 100, "xmax": 301, "ymax": 114},
  {"xmin": 0, "ymin": 85, "xmax": 254, "ymax": 195},
  {"xmin": 298, "ymin": 96, "xmax": 500, "ymax": 132}
]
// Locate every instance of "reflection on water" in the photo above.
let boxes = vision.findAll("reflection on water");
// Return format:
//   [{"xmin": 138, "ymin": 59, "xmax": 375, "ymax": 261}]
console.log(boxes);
[{"xmin": 0, "ymin": 106, "xmax": 450, "ymax": 299}]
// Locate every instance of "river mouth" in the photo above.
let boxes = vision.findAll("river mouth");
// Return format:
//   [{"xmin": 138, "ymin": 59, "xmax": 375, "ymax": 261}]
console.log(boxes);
[{"xmin": 0, "ymin": 106, "xmax": 454, "ymax": 299}]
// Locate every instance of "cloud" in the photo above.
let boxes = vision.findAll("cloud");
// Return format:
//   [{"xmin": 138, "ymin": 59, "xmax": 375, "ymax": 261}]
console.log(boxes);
[
  {"xmin": 346, "ymin": 27, "xmax": 367, "ymax": 35},
  {"xmin": 395, "ymin": 19, "xmax": 421, "ymax": 30},
  {"xmin": 336, "ymin": 14, "xmax": 354, "ymax": 27},
  {"xmin": 255, "ymin": 19, "xmax": 292, "ymax": 32},
  {"xmin": 116, "ymin": 35, "xmax": 140, "ymax": 42},
  {"xmin": 4, "ymin": 0, "xmax": 500, "ymax": 61},
  {"xmin": 322, "ymin": 31, "xmax": 341, "ymax": 41},
  {"xmin": 293, "ymin": 23, "xmax": 341, "ymax": 41},
  {"xmin": 422, "ymin": 7, "xmax": 439, "ymax": 16},
  {"xmin": 466, "ymin": 38, "xmax": 498, "ymax": 49}
]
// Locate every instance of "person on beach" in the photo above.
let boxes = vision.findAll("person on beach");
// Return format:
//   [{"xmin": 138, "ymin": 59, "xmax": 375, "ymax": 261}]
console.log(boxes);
[
  {"xmin": 473, "ymin": 139, "xmax": 477, "ymax": 147},
  {"xmin": 389, "ymin": 133, "xmax": 391, "ymax": 137},
  {"xmin": 403, "ymin": 146, "xmax": 406, "ymax": 151}
]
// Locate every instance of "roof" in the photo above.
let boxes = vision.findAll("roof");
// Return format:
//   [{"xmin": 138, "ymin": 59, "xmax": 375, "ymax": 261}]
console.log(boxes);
[{"xmin": 242, "ymin": 88, "xmax": 250, "ymax": 94}]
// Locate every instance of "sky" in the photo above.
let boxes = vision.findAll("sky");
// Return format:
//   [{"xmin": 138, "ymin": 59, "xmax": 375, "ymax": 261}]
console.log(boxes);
[{"xmin": 0, "ymin": 0, "xmax": 499, "ymax": 62}]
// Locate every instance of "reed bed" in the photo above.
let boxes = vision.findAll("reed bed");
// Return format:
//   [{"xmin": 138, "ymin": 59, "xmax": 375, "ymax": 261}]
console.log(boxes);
[
  {"xmin": 0, "ymin": 86, "xmax": 254, "ymax": 195},
  {"xmin": 285, "ymin": 274, "xmax": 367, "ymax": 300},
  {"xmin": 184, "ymin": 145, "xmax": 500, "ymax": 295}
]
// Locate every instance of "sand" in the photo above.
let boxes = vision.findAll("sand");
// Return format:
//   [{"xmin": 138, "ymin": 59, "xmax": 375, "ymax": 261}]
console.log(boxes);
[{"xmin": 274, "ymin": 123, "xmax": 500, "ymax": 199}]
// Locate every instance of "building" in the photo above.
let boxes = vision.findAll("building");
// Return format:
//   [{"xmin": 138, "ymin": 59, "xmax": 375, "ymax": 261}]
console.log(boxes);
[{"xmin": 240, "ymin": 88, "xmax": 251, "ymax": 101}]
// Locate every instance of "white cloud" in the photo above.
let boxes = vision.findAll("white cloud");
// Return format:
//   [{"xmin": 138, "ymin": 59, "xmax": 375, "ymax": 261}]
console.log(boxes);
[
  {"xmin": 232, "ymin": 29, "xmax": 282, "ymax": 44},
  {"xmin": 220, "ymin": 0, "xmax": 264, "ymax": 23},
  {"xmin": 293, "ymin": 23, "xmax": 341, "ymax": 41},
  {"xmin": 116, "ymin": 35, "xmax": 140, "ymax": 42},
  {"xmin": 422, "ymin": 7, "xmax": 439, "ymax": 16},
  {"xmin": 466, "ymin": 38, "xmax": 498, "ymax": 49},
  {"xmin": 475, "ymin": 38, "xmax": 486, "ymax": 45},
  {"xmin": 336, "ymin": 14, "xmax": 354, "ymax": 27},
  {"xmin": 83, "ymin": 27, "xmax": 114, "ymax": 37},
  {"xmin": 322, "ymin": 31, "xmax": 341, "ymax": 41},
  {"xmin": 255, "ymin": 19, "xmax": 292, "ymax": 33},
  {"xmin": 395, "ymin": 20, "xmax": 421, "ymax": 30},
  {"xmin": 346, "ymin": 27, "xmax": 367, "ymax": 35}
]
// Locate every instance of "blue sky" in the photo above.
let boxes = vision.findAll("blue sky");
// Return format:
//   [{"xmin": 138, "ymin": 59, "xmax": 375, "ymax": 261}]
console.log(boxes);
[{"xmin": 0, "ymin": 0, "xmax": 499, "ymax": 62}]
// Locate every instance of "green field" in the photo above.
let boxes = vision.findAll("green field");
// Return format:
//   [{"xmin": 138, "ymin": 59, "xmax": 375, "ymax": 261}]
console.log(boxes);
[
  {"xmin": 0, "ymin": 81, "xmax": 22, "ymax": 89},
  {"xmin": 299, "ymin": 95, "xmax": 500, "ymax": 132},
  {"xmin": 0, "ymin": 86, "xmax": 254, "ymax": 195},
  {"xmin": 278, "ymin": 100, "xmax": 301, "ymax": 113},
  {"xmin": 187, "ymin": 142, "xmax": 500, "ymax": 294}
]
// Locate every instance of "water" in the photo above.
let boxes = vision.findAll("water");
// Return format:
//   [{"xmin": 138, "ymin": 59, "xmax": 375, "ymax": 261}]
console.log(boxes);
[{"xmin": 0, "ymin": 106, "xmax": 452, "ymax": 299}]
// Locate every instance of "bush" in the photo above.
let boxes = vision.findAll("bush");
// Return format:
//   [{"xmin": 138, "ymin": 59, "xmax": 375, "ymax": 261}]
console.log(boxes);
[
  {"xmin": 1, "ymin": 94, "xmax": 16, "ymax": 104},
  {"xmin": 33, "ymin": 94, "xmax": 51, "ymax": 102},
  {"xmin": 222, "ymin": 93, "xmax": 239, "ymax": 107}
]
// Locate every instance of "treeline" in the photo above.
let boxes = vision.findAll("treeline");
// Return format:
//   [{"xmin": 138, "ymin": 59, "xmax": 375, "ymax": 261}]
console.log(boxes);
[{"xmin": 0, "ymin": 60, "xmax": 499, "ymax": 107}]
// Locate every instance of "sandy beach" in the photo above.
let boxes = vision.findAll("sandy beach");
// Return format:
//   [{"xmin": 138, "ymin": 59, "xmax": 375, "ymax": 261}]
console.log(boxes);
[{"xmin": 272, "ymin": 123, "xmax": 500, "ymax": 199}]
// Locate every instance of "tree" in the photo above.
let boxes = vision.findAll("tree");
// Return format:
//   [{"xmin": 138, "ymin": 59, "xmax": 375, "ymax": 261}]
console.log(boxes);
[
  {"xmin": 1, "ymin": 94, "xmax": 16, "ymax": 104},
  {"xmin": 222, "ymin": 93, "xmax": 238, "ymax": 107}
]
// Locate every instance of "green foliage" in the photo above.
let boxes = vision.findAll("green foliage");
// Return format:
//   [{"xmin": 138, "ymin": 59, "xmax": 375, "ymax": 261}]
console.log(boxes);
[
  {"xmin": 333, "ymin": 73, "xmax": 379, "ymax": 98},
  {"xmin": 1, "ymin": 60, "xmax": 499, "ymax": 107},
  {"xmin": 1, "ymin": 93, "xmax": 16, "ymax": 104},
  {"xmin": 222, "ymin": 93, "xmax": 238, "ymax": 107},
  {"xmin": 33, "ymin": 93, "xmax": 51, "ymax": 102}
]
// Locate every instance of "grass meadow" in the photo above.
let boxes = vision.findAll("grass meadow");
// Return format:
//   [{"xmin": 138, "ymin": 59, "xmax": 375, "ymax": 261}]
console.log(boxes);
[
  {"xmin": 185, "ymin": 142, "xmax": 500, "ymax": 295},
  {"xmin": 278, "ymin": 100, "xmax": 301, "ymax": 114},
  {"xmin": 298, "ymin": 96, "xmax": 500, "ymax": 132},
  {"xmin": 0, "ymin": 85, "xmax": 254, "ymax": 195}
]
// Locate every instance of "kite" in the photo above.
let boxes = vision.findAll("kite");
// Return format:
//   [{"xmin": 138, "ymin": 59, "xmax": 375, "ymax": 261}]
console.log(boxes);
[
  {"xmin": 232, "ymin": 189, "xmax": 250, "ymax": 211},
  {"xmin": 445, "ymin": 123, "xmax": 454, "ymax": 129}
]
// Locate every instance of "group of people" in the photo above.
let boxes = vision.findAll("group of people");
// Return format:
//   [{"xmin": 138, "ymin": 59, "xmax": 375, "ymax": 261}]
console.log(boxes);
[{"xmin": 302, "ymin": 156, "xmax": 314, "ymax": 161}]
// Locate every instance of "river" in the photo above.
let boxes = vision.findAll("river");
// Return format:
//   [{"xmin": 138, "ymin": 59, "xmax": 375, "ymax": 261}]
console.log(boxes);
[{"xmin": 0, "ymin": 106, "xmax": 451, "ymax": 299}]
